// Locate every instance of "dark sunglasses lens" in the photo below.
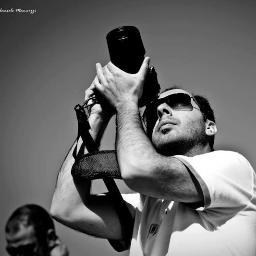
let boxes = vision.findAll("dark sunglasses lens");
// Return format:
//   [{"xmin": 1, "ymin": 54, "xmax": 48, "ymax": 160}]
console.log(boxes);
[
  {"xmin": 164, "ymin": 93, "xmax": 193, "ymax": 110},
  {"xmin": 143, "ymin": 93, "xmax": 194, "ymax": 135}
]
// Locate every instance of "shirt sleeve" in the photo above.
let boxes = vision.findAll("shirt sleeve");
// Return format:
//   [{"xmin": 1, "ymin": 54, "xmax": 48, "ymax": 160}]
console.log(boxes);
[{"xmin": 173, "ymin": 151, "xmax": 254, "ymax": 210}]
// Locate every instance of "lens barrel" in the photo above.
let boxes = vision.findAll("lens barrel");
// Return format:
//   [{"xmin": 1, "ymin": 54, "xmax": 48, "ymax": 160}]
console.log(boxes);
[
  {"xmin": 106, "ymin": 26, "xmax": 146, "ymax": 74},
  {"xmin": 106, "ymin": 26, "xmax": 160, "ymax": 106}
]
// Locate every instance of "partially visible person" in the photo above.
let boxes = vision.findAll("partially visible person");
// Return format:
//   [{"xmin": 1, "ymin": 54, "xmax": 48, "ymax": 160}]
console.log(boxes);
[{"xmin": 5, "ymin": 204, "xmax": 69, "ymax": 256}]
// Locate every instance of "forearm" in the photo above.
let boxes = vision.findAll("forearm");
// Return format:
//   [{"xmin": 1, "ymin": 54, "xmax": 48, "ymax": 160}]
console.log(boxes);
[
  {"xmin": 115, "ymin": 103, "xmax": 203, "ymax": 202},
  {"xmin": 116, "ymin": 102, "xmax": 157, "ymax": 181},
  {"xmin": 51, "ymin": 139, "xmax": 89, "ymax": 218},
  {"xmin": 50, "ymin": 112, "xmax": 110, "ymax": 218},
  {"xmin": 51, "ymin": 126, "xmax": 131, "ymax": 239}
]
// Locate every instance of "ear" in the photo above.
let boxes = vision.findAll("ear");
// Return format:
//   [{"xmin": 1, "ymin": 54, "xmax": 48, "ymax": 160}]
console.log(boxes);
[
  {"xmin": 46, "ymin": 229, "xmax": 59, "ymax": 250},
  {"xmin": 205, "ymin": 120, "xmax": 217, "ymax": 136}
]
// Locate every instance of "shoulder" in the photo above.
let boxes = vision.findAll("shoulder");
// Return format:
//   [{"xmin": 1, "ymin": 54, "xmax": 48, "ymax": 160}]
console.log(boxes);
[
  {"xmin": 174, "ymin": 150, "xmax": 253, "ymax": 172},
  {"xmin": 209, "ymin": 150, "xmax": 250, "ymax": 160},
  {"xmin": 174, "ymin": 150, "xmax": 255, "ymax": 207}
]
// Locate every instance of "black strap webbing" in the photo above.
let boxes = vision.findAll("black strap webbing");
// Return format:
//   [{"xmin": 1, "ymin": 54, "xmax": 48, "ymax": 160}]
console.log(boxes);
[{"xmin": 72, "ymin": 104, "xmax": 133, "ymax": 251}]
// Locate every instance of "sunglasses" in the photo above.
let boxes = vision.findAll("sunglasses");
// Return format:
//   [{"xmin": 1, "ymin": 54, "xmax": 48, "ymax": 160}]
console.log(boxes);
[
  {"xmin": 6, "ymin": 242, "xmax": 37, "ymax": 256},
  {"xmin": 153, "ymin": 92, "xmax": 199, "ymax": 111},
  {"xmin": 143, "ymin": 92, "xmax": 200, "ymax": 135}
]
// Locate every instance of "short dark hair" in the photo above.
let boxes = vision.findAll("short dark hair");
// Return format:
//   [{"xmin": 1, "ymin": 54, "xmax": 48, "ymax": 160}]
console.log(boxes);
[
  {"xmin": 143, "ymin": 86, "xmax": 216, "ymax": 150},
  {"xmin": 5, "ymin": 204, "xmax": 55, "ymax": 241},
  {"xmin": 193, "ymin": 94, "xmax": 215, "ymax": 150}
]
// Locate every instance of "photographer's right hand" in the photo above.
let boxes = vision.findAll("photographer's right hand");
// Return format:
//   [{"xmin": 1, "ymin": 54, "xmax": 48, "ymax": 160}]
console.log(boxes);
[{"xmin": 94, "ymin": 57, "xmax": 150, "ymax": 110}]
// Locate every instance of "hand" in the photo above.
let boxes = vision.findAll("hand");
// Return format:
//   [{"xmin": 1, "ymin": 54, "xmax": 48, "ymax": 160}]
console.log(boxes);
[{"xmin": 94, "ymin": 57, "xmax": 150, "ymax": 109}]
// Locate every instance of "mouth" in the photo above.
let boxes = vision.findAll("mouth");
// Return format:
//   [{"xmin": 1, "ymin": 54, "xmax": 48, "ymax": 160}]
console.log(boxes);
[
  {"xmin": 158, "ymin": 120, "xmax": 177, "ymax": 133},
  {"xmin": 159, "ymin": 124, "xmax": 174, "ymax": 134}
]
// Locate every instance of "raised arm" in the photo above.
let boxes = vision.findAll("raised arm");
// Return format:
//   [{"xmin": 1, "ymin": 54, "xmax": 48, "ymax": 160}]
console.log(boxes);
[
  {"xmin": 93, "ymin": 58, "xmax": 203, "ymax": 204},
  {"xmin": 50, "ymin": 80, "xmax": 135, "ymax": 240}
]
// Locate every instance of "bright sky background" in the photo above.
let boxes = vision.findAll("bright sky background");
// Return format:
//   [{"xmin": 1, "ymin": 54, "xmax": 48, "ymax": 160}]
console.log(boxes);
[{"xmin": 1, "ymin": 1, "xmax": 256, "ymax": 255}]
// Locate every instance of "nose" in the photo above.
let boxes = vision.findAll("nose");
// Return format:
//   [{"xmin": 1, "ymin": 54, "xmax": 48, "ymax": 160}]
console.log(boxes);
[{"xmin": 157, "ymin": 103, "xmax": 173, "ymax": 119}]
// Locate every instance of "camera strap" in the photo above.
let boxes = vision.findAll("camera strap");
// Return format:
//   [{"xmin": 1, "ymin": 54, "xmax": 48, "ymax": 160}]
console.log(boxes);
[{"xmin": 72, "ymin": 104, "xmax": 133, "ymax": 251}]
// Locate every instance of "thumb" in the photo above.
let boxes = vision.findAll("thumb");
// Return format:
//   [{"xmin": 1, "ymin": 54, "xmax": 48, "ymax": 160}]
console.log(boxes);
[{"xmin": 138, "ymin": 57, "xmax": 150, "ymax": 77}]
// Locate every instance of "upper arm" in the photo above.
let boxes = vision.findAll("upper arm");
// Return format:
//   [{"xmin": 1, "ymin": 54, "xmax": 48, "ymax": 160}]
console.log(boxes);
[
  {"xmin": 51, "ymin": 138, "xmax": 135, "ymax": 241},
  {"xmin": 124, "ymin": 151, "xmax": 255, "ymax": 209},
  {"xmin": 52, "ymin": 192, "xmax": 135, "ymax": 240},
  {"xmin": 123, "ymin": 155, "xmax": 204, "ymax": 204},
  {"xmin": 175, "ymin": 151, "xmax": 255, "ymax": 209}
]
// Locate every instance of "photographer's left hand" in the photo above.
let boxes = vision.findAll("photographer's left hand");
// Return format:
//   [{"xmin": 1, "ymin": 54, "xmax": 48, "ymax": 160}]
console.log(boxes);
[{"xmin": 94, "ymin": 57, "xmax": 150, "ymax": 110}]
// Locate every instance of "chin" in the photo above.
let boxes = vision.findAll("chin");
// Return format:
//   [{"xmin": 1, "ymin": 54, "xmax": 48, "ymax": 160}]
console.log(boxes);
[
  {"xmin": 153, "ymin": 131, "xmax": 178, "ymax": 146},
  {"xmin": 152, "ymin": 132, "xmax": 196, "ymax": 156},
  {"xmin": 153, "ymin": 137, "xmax": 177, "ymax": 156}
]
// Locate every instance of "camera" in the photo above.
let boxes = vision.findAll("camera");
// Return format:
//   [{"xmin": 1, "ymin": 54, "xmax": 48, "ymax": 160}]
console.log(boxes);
[{"xmin": 106, "ymin": 26, "xmax": 160, "ymax": 106}]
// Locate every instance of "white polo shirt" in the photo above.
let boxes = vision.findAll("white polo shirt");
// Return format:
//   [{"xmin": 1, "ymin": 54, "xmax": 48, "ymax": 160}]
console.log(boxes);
[{"xmin": 123, "ymin": 150, "xmax": 256, "ymax": 256}]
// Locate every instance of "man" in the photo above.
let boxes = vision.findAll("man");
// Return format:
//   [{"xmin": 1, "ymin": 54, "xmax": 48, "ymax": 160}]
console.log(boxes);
[
  {"xmin": 51, "ymin": 57, "xmax": 256, "ymax": 255},
  {"xmin": 6, "ymin": 204, "xmax": 69, "ymax": 256}
]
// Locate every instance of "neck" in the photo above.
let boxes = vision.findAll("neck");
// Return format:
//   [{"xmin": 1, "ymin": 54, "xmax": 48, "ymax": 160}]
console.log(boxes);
[
  {"xmin": 183, "ymin": 143, "xmax": 212, "ymax": 157},
  {"xmin": 156, "ymin": 142, "xmax": 212, "ymax": 157}
]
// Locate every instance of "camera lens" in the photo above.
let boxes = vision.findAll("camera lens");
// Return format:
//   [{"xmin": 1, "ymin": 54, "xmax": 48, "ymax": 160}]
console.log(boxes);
[{"xmin": 106, "ymin": 26, "xmax": 145, "ymax": 73}]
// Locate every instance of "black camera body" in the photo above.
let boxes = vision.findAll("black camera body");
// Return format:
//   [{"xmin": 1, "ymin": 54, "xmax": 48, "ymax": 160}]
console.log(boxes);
[{"xmin": 106, "ymin": 26, "xmax": 160, "ymax": 106}]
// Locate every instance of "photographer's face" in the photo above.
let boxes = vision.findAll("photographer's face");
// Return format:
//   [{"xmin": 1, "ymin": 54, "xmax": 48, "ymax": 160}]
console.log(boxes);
[
  {"xmin": 151, "ymin": 89, "xmax": 207, "ymax": 155},
  {"xmin": 6, "ymin": 224, "xmax": 49, "ymax": 256}
]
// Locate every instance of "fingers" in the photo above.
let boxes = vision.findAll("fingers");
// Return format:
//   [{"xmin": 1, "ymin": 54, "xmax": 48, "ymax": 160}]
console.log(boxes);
[
  {"xmin": 103, "ymin": 65, "xmax": 114, "ymax": 81},
  {"xmin": 86, "ymin": 57, "xmax": 150, "ymax": 98},
  {"xmin": 95, "ymin": 63, "xmax": 112, "ymax": 94},
  {"xmin": 84, "ymin": 77, "xmax": 96, "ymax": 101},
  {"xmin": 93, "ymin": 76, "xmax": 105, "ymax": 95},
  {"xmin": 107, "ymin": 61, "xmax": 123, "ymax": 75},
  {"xmin": 138, "ymin": 57, "xmax": 150, "ymax": 77},
  {"xmin": 85, "ymin": 63, "xmax": 107, "ymax": 101},
  {"xmin": 94, "ymin": 64, "xmax": 116, "ymax": 92},
  {"xmin": 107, "ymin": 57, "xmax": 150, "ymax": 78},
  {"xmin": 96, "ymin": 63, "xmax": 108, "ymax": 86}
]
